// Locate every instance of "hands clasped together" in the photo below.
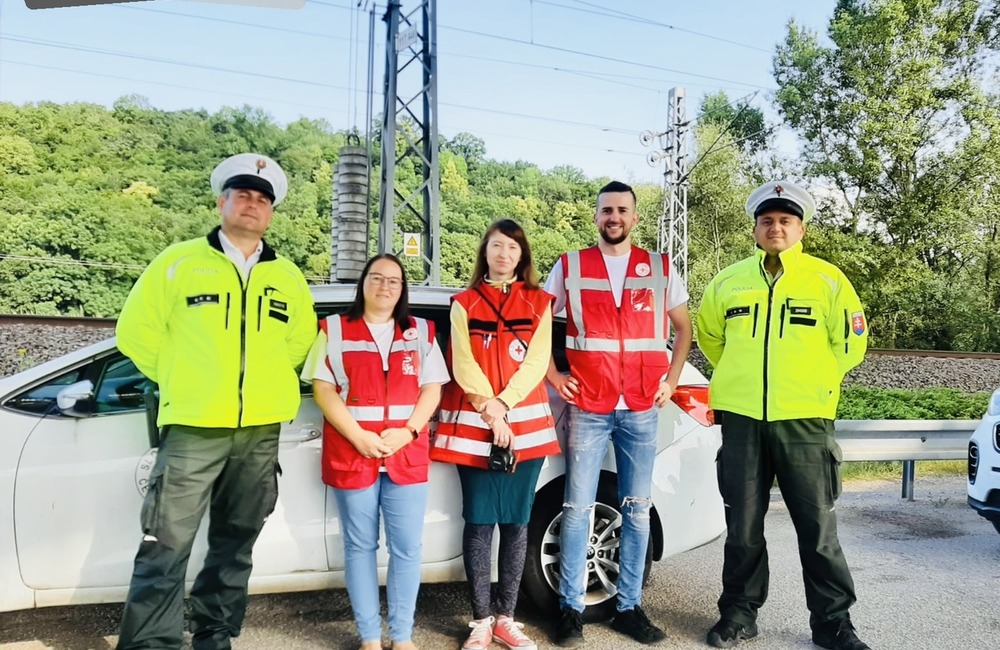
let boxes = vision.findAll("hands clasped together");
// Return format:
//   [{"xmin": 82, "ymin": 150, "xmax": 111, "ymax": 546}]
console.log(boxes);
[
  {"xmin": 471, "ymin": 395, "xmax": 514, "ymax": 449},
  {"xmin": 352, "ymin": 426, "xmax": 414, "ymax": 459}
]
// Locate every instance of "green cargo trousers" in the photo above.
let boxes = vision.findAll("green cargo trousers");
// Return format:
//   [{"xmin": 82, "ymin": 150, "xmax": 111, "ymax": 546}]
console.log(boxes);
[
  {"xmin": 714, "ymin": 411, "xmax": 857, "ymax": 632},
  {"xmin": 116, "ymin": 423, "xmax": 281, "ymax": 650}
]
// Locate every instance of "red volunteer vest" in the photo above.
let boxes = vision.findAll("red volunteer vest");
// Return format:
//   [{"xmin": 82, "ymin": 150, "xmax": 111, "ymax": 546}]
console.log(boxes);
[
  {"xmin": 561, "ymin": 246, "xmax": 671, "ymax": 414},
  {"xmin": 319, "ymin": 314, "xmax": 434, "ymax": 489},
  {"xmin": 432, "ymin": 282, "xmax": 561, "ymax": 469}
]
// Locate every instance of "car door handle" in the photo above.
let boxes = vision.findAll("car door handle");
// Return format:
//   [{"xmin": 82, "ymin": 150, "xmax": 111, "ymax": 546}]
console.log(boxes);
[{"xmin": 283, "ymin": 428, "xmax": 321, "ymax": 443}]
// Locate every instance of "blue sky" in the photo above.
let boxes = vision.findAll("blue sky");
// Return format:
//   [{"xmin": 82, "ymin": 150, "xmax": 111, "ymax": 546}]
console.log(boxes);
[{"xmin": 0, "ymin": 0, "xmax": 836, "ymax": 184}]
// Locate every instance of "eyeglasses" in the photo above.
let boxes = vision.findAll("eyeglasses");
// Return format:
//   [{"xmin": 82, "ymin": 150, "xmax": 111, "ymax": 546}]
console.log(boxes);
[{"xmin": 366, "ymin": 273, "xmax": 403, "ymax": 289}]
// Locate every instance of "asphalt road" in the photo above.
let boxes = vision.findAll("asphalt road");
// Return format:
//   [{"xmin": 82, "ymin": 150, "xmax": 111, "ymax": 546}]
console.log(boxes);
[{"xmin": 2, "ymin": 475, "xmax": 999, "ymax": 650}]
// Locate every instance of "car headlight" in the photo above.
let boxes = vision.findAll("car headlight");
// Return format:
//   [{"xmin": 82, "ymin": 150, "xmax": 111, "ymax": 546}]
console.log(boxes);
[{"xmin": 989, "ymin": 389, "xmax": 1000, "ymax": 416}]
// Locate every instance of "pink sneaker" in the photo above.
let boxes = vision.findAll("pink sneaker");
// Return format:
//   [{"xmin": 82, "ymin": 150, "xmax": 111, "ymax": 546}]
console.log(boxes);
[
  {"xmin": 493, "ymin": 616, "xmax": 537, "ymax": 650},
  {"xmin": 462, "ymin": 616, "xmax": 495, "ymax": 650}
]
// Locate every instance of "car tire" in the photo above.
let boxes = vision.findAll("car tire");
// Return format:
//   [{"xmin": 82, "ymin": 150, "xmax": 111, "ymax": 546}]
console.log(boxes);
[{"xmin": 522, "ymin": 472, "xmax": 653, "ymax": 623}]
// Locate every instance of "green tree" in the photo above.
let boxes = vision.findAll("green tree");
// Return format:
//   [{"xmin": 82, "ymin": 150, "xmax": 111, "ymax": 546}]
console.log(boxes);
[
  {"xmin": 685, "ymin": 122, "xmax": 760, "ymax": 312},
  {"xmin": 442, "ymin": 132, "xmax": 487, "ymax": 169},
  {"xmin": 773, "ymin": 0, "xmax": 1000, "ymax": 349},
  {"xmin": 698, "ymin": 91, "xmax": 769, "ymax": 156}
]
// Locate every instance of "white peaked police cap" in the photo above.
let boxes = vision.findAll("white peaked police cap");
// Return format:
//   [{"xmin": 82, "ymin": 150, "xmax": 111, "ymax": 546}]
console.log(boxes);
[
  {"xmin": 210, "ymin": 153, "xmax": 288, "ymax": 207},
  {"xmin": 745, "ymin": 180, "xmax": 816, "ymax": 223}
]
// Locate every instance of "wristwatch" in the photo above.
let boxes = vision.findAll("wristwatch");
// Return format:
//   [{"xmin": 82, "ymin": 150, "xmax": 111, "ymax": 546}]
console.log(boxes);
[{"xmin": 405, "ymin": 424, "xmax": 419, "ymax": 440}]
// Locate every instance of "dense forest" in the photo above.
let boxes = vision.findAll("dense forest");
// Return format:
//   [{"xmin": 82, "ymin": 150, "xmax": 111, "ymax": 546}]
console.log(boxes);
[{"xmin": 2, "ymin": 0, "xmax": 1000, "ymax": 351}]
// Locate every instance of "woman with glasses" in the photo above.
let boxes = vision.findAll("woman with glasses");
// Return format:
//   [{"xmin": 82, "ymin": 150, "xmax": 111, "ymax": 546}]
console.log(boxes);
[
  {"xmin": 302, "ymin": 253, "xmax": 449, "ymax": 650},
  {"xmin": 431, "ymin": 220, "xmax": 561, "ymax": 650}
]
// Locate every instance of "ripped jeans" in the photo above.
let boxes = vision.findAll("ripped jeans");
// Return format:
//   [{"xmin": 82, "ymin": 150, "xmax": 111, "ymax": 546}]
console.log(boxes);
[{"xmin": 558, "ymin": 405, "xmax": 658, "ymax": 613}]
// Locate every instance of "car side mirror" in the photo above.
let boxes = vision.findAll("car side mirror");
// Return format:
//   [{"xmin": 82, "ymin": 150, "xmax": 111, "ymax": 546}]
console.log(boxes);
[{"xmin": 56, "ymin": 380, "xmax": 95, "ymax": 415}]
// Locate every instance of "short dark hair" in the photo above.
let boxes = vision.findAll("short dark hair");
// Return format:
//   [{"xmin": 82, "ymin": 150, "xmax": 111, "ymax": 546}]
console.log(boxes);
[
  {"xmin": 346, "ymin": 254, "xmax": 412, "ymax": 332},
  {"xmin": 469, "ymin": 219, "xmax": 540, "ymax": 289},
  {"xmin": 597, "ymin": 180, "xmax": 636, "ymax": 207}
]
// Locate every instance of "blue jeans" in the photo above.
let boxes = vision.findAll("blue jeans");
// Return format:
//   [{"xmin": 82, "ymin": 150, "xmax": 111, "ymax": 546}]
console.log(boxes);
[
  {"xmin": 558, "ymin": 405, "xmax": 658, "ymax": 613},
  {"xmin": 333, "ymin": 475, "xmax": 428, "ymax": 643}
]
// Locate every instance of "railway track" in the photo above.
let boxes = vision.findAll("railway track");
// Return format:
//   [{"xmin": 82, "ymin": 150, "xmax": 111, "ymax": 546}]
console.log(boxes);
[
  {"xmin": 0, "ymin": 314, "xmax": 116, "ymax": 329},
  {"xmin": 3, "ymin": 314, "xmax": 1000, "ymax": 360}
]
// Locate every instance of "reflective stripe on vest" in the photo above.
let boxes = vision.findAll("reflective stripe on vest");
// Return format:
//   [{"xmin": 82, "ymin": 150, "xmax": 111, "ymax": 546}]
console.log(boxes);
[
  {"xmin": 319, "ymin": 314, "xmax": 434, "ymax": 490},
  {"xmin": 439, "ymin": 401, "xmax": 553, "ymax": 428},
  {"xmin": 324, "ymin": 315, "xmax": 351, "ymax": 393},
  {"xmin": 433, "ymin": 426, "xmax": 559, "ymax": 458},
  {"xmin": 325, "ymin": 317, "xmax": 431, "ymax": 394},
  {"xmin": 432, "ymin": 284, "xmax": 560, "ymax": 468},
  {"xmin": 564, "ymin": 249, "xmax": 670, "ymax": 351},
  {"xmin": 347, "ymin": 405, "xmax": 417, "ymax": 422}
]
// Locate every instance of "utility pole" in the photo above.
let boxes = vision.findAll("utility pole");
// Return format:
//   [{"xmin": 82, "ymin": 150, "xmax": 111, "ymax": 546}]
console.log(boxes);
[
  {"xmin": 641, "ymin": 87, "xmax": 690, "ymax": 287},
  {"xmin": 377, "ymin": 0, "xmax": 440, "ymax": 285}
]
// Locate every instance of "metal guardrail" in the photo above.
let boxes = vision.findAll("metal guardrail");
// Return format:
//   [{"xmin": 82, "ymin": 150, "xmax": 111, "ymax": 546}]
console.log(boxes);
[{"xmin": 835, "ymin": 419, "xmax": 976, "ymax": 501}]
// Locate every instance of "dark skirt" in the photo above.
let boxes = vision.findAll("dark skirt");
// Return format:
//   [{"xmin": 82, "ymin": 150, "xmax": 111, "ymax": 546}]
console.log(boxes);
[{"xmin": 456, "ymin": 457, "xmax": 544, "ymax": 525}]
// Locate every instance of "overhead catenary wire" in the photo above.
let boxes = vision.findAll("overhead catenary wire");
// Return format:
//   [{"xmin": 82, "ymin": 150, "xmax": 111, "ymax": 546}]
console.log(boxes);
[
  {"xmin": 555, "ymin": 0, "xmax": 772, "ymax": 54},
  {"xmin": 71, "ymin": 1, "xmax": 776, "ymax": 92},
  {"xmin": 439, "ymin": 24, "xmax": 771, "ymax": 90},
  {"xmin": 3, "ymin": 0, "xmax": 779, "ymax": 181},
  {"xmin": 1, "ymin": 35, "xmax": 652, "ymax": 136},
  {"xmin": 1, "ymin": 34, "xmax": 352, "ymax": 91},
  {"xmin": 679, "ymin": 96, "xmax": 764, "ymax": 185},
  {"xmin": 0, "ymin": 58, "xmax": 354, "ymax": 116},
  {"xmin": 1, "ymin": 58, "xmax": 647, "ymax": 158},
  {"xmin": 3, "ymin": 5, "xmax": 773, "ymax": 145}
]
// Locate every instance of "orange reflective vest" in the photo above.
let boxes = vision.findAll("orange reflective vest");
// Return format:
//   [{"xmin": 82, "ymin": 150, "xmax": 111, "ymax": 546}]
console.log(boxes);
[
  {"xmin": 319, "ymin": 314, "xmax": 434, "ymax": 489},
  {"xmin": 560, "ymin": 246, "xmax": 672, "ymax": 414},
  {"xmin": 432, "ymin": 283, "xmax": 560, "ymax": 469}
]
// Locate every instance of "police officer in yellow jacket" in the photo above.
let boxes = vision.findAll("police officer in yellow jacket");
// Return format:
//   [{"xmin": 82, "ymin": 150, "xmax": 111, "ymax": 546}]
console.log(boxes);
[
  {"xmin": 697, "ymin": 181, "xmax": 871, "ymax": 650},
  {"xmin": 114, "ymin": 153, "xmax": 316, "ymax": 650}
]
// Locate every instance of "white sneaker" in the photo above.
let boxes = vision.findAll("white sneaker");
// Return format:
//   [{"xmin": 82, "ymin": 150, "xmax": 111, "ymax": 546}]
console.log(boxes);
[
  {"xmin": 493, "ymin": 616, "xmax": 537, "ymax": 650},
  {"xmin": 462, "ymin": 616, "xmax": 495, "ymax": 650}
]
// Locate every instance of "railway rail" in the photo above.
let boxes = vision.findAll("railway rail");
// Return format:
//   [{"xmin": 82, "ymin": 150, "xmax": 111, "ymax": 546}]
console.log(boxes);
[{"xmin": 0, "ymin": 314, "xmax": 116, "ymax": 329}]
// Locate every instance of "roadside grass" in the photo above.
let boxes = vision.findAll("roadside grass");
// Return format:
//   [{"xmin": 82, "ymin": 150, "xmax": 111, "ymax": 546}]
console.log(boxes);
[
  {"xmin": 835, "ymin": 386, "xmax": 980, "ymax": 482},
  {"xmin": 842, "ymin": 460, "xmax": 966, "ymax": 481},
  {"xmin": 838, "ymin": 386, "xmax": 989, "ymax": 420}
]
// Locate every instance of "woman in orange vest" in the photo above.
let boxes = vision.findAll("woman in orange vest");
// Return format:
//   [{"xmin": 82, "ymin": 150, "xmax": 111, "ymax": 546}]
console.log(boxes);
[
  {"xmin": 301, "ymin": 254, "xmax": 450, "ymax": 650},
  {"xmin": 431, "ymin": 219, "xmax": 561, "ymax": 650}
]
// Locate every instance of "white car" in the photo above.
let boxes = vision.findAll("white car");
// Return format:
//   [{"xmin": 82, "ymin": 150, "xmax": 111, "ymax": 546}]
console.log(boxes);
[
  {"xmin": 0, "ymin": 284, "xmax": 724, "ymax": 620},
  {"xmin": 968, "ymin": 389, "xmax": 1000, "ymax": 535}
]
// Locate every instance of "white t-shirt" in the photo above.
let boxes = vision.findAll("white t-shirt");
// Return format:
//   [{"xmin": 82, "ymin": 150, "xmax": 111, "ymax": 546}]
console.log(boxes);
[
  {"xmin": 301, "ymin": 320, "xmax": 450, "ymax": 387},
  {"xmin": 543, "ymin": 250, "xmax": 688, "ymax": 410}
]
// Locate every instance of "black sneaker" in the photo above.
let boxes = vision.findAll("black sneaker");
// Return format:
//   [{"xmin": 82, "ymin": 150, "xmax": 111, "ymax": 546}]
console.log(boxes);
[
  {"xmin": 555, "ymin": 608, "xmax": 584, "ymax": 648},
  {"xmin": 812, "ymin": 619, "xmax": 871, "ymax": 650},
  {"xmin": 707, "ymin": 618, "xmax": 759, "ymax": 648},
  {"xmin": 610, "ymin": 606, "xmax": 667, "ymax": 645}
]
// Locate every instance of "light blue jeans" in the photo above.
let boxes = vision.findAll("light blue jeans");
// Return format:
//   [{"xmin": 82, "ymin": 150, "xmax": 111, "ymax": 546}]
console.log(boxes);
[
  {"xmin": 333, "ymin": 475, "xmax": 428, "ymax": 643},
  {"xmin": 558, "ymin": 405, "xmax": 658, "ymax": 613}
]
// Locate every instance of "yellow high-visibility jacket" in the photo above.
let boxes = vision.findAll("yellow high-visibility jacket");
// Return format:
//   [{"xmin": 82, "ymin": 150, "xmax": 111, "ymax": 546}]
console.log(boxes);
[
  {"xmin": 116, "ymin": 227, "xmax": 316, "ymax": 428},
  {"xmin": 697, "ymin": 242, "xmax": 868, "ymax": 421}
]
